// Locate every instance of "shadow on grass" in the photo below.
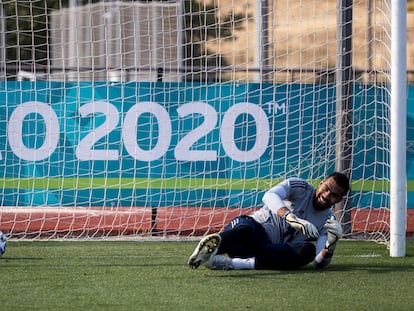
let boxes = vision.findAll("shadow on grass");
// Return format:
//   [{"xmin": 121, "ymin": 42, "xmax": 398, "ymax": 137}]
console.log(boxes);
[{"xmin": 202, "ymin": 261, "xmax": 414, "ymax": 278}]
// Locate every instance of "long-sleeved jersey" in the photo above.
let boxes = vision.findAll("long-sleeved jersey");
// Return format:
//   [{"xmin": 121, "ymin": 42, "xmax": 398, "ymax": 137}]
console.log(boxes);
[{"xmin": 250, "ymin": 177, "xmax": 335, "ymax": 267}]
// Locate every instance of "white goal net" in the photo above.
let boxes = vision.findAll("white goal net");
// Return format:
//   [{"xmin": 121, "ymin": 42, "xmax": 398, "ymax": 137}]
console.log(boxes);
[{"xmin": 0, "ymin": 0, "xmax": 412, "ymax": 244}]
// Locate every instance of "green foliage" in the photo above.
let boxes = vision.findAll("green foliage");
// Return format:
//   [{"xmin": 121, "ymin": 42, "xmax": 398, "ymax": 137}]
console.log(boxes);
[
  {"xmin": 182, "ymin": 0, "xmax": 247, "ymax": 81},
  {"xmin": 1, "ymin": 240, "xmax": 413, "ymax": 311}
]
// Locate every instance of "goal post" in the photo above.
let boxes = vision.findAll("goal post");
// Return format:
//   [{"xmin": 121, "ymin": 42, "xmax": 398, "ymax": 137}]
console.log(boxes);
[
  {"xmin": 335, "ymin": 0, "xmax": 353, "ymax": 236},
  {"xmin": 0, "ymin": 0, "xmax": 411, "ymax": 248},
  {"xmin": 390, "ymin": 0, "xmax": 407, "ymax": 257}
]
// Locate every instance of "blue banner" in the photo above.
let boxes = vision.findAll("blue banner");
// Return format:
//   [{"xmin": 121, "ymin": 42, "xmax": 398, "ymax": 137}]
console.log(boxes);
[{"xmin": 0, "ymin": 81, "xmax": 411, "ymax": 208}]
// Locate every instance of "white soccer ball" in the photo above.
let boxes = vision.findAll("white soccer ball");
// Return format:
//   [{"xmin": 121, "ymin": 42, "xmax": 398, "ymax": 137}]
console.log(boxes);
[{"xmin": 0, "ymin": 231, "xmax": 7, "ymax": 257}]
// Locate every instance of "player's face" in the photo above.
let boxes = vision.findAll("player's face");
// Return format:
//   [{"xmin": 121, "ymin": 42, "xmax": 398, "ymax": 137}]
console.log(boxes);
[{"xmin": 313, "ymin": 177, "xmax": 346, "ymax": 210}]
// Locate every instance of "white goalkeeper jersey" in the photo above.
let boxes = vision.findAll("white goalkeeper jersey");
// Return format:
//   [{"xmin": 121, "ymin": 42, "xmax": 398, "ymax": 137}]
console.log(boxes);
[{"xmin": 250, "ymin": 177, "xmax": 334, "ymax": 252}]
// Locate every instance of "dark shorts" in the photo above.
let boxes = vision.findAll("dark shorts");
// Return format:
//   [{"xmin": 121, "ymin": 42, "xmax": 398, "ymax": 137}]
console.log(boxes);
[
  {"xmin": 219, "ymin": 215, "xmax": 272, "ymax": 258},
  {"xmin": 219, "ymin": 215, "xmax": 315, "ymax": 269}
]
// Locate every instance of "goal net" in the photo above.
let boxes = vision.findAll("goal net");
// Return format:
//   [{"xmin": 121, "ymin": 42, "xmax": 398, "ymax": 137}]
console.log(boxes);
[{"xmin": 0, "ymin": 0, "xmax": 410, "ymax": 243}]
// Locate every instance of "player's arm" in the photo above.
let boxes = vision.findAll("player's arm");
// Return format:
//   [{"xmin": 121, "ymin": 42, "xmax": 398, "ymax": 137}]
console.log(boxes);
[
  {"xmin": 313, "ymin": 216, "xmax": 342, "ymax": 269},
  {"xmin": 262, "ymin": 189, "xmax": 319, "ymax": 239}
]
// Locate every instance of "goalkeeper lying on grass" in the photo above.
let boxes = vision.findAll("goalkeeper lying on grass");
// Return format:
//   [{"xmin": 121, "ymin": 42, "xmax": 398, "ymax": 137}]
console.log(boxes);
[{"xmin": 188, "ymin": 172, "xmax": 350, "ymax": 270}]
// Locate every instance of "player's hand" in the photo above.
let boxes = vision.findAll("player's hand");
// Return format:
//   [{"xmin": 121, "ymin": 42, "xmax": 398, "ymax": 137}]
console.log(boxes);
[
  {"xmin": 284, "ymin": 212, "xmax": 319, "ymax": 239},
  {"xmin": 324, "ymin": 216, "xmax": 342, "ymax": 250}
]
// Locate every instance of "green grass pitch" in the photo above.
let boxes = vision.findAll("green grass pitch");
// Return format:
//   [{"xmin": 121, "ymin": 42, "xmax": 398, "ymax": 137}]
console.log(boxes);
[{"xmin": 1, "ymin": 239, "xmax": 413, "ymax": 311}]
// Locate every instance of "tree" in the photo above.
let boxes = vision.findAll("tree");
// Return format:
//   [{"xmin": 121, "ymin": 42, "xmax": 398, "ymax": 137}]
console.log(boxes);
[{"xmin": 182, "ymin": 0, "xmax": 246, "ymax": 81}]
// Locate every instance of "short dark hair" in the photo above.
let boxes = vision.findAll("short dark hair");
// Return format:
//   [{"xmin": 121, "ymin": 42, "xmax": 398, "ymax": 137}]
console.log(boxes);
[{"xmin": 327, "ymin": 172, "xmax": 350, "ymax": 194}]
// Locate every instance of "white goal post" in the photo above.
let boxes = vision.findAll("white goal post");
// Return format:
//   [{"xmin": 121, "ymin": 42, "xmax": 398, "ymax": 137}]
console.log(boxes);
[
  {"xmin": 390, "ymin": 0, "xmax": 407, "ymax": 257},
  {"xmin": 0, "ymin": 1, "xmax": 411, "ymax": 255}
]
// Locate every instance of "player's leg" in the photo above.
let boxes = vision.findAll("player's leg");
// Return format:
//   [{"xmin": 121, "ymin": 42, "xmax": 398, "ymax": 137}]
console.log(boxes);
[
  {"xmin": 254, "ymin": 242, "xmax": 316, "ymax": 270},
  {"xmin": 217, "ymin": 215, "xmax": 270, "ymax": 258},
  {"xmin": 188, "ymin": 215, "xmax": 268, "ymax": 269},
  {"xmin": 205, "ymin": 254, "xmax": 255, "ymax": 270},
  {"xmin": 188, "ymin": 233, "xmax": 222, "ymax": 269},
  {"xmin": 188, "ymin": 215, "xmax": 270, "ymax": 270},
  {"xmin": 205, "ymin": 241, "xmax": 314, "ymax": 271}
]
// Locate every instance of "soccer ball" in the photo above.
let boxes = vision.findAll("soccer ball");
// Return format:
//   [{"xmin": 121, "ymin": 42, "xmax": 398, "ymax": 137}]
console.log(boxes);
[{"xmin": 0, "ymin": 231, "xmax": 6, "ymax": 257}]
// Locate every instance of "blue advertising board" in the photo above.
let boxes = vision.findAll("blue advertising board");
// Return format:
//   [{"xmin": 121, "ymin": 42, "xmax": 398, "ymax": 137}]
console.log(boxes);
[{"xmin": 0, "ymin": 81, "xmax": 411, "ymax": 208}]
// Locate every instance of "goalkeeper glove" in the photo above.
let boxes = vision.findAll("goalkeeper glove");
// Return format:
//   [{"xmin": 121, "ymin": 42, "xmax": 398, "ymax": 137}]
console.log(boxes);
[
  {"xmin": 284, "ymin": 212, "xmax": 319, "ymax": 239},
  {"xmin": 324, "ymin": 216, "xmax": 342, "ymax": 251}
]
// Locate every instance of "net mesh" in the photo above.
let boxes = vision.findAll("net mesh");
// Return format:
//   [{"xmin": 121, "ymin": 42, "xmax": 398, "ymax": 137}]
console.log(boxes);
[{"xmin": 0, "ymin": 0, "xmax": 412, "ymax": 242}]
